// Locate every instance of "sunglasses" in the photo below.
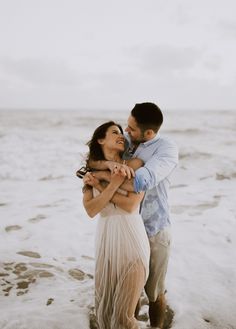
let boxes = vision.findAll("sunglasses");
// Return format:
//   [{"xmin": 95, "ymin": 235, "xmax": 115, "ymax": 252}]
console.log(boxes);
[{"xmin": 76, "ymin": 166, "xmax": 91, "ymax": 179}]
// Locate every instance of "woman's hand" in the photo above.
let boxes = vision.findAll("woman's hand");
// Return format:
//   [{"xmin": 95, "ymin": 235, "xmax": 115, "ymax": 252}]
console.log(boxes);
[
  {"xmin": 83, "ymin": 172, "xmax": 100, "ymax": 188},
  {"xmin": 107, "ymin": 161, "xmax": 135, "ymax": 179},
  {"xmin": 109, "ymin": 168, "xmax": 125, "ymax": 188}
]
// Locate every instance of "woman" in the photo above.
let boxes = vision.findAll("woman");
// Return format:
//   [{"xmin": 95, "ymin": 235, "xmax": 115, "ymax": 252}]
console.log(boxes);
[{"xmin": 82, "ymin": 121, "xmax": 150, "ymax": 329}]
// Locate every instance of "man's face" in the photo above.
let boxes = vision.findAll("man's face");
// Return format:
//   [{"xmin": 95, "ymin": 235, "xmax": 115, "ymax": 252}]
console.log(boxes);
[{"xmin": 125, "ymin": 115, "xmax": 145, "ymax": 144}]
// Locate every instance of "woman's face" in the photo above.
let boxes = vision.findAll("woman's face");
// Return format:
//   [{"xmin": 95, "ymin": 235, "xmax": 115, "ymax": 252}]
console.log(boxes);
[{"xmin": 99, "ymin": 125, "xmax": 125, "ymax": 152}]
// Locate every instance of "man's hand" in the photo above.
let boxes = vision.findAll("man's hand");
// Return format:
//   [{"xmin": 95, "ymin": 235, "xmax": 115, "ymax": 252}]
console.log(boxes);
[{"xmin": 107, "ymin": 161, "xmax": 135, "ymax": 179}]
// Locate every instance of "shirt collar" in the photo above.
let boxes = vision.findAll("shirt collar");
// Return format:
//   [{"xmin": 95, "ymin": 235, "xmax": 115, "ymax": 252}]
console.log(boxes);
[
  {"xmin": 125, "ymin": 132, "xmax": 160, "ymax": 147},
  {"xmin": 141, "ymin": 132, "xmax": 161, "ymax": 147},
  {"xmin": 124, "ymin": 132, "xmax": 161, "ymax": 156}
]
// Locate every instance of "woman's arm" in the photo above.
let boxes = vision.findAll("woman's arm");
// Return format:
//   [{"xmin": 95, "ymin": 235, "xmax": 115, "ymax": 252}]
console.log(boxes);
[
  {"xmin": 91, "ymin": 158, "xmax": 144, "ymax": 213},
  {"xmin": 89, "ymin": 159, "xmax": 135, "ymax": 179},
  {"xmin": 92, "ymin": 158, "xmax": 142, "ymax": 185},
  {"xmin": 83, "ymin": 171, "xmax": 124, "ymax": 218},
  {"xmin": 95, "ymin": 183, "xmax": 144, "ymax": 213}
]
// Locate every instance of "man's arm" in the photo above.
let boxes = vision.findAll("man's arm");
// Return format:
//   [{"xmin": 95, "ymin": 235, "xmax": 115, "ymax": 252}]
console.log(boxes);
[
  {"xmin": 91, "ymin": 157, "xmax": 143, "ymax": 192},
  {"xmin": 89, "ymin": 159, "xmax": 135, "ymax": 179},
  {"xmin": 92, "ymin": 140, "xmax": 178, "ymax": 193},
  {"xmin": 133, "ymin": 139, "xmax": 178, "ymax": 192},
  {"xmin": 92, "ymin": 170, "xmax": 135, "ymax": 192}
]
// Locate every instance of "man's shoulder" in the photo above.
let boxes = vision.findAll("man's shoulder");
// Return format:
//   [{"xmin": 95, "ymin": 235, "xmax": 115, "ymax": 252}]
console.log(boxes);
[
  {"xmin": 152, "ymin": 134, "xmax": 177, "ymax": 149},
  {"xmin": 148, "ymin": 135, "xmax": 178, "ymax": 160}
]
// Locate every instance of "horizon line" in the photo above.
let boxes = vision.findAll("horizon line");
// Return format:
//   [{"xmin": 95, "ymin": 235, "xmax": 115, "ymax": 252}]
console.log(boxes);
[{"xmin": 0, "ymin": 107, "xmax": 235, "ymax": 112}]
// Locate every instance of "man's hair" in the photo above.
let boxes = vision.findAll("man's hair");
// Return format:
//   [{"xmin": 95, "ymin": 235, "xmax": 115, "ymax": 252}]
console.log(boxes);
[{"xmin": 131, "ymin": 102, "xmax": 163, "ymax": 133}]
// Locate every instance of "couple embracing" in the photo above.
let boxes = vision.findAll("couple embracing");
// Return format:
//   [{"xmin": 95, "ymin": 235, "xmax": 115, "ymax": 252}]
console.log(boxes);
[{"xmin": 79, "ymin": 102, "xmax": 178, "ymax": 329}]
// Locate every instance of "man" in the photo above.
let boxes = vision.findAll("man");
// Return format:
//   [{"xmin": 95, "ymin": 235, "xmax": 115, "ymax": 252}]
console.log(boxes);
[{"xmin": 86, "ymin": 102, "xmax": 178, "ymax": 329}]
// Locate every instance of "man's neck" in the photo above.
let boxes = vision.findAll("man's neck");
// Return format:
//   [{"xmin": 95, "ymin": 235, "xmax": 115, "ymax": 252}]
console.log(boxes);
[{"xmin": 133, "ymin": 133, "xmax": 157, "ymax": 145}]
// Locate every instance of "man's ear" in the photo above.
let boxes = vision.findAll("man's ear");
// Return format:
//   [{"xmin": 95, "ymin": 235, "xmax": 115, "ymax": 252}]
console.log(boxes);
[{"xmin": 144, "ymin": 129, "xmax": 155, "ymax": 139}]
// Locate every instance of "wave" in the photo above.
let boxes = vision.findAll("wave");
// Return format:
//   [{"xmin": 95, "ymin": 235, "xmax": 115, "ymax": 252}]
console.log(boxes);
[{"xmin": 179, "ymin": 151, "xmax": 212, "ymax": 160}]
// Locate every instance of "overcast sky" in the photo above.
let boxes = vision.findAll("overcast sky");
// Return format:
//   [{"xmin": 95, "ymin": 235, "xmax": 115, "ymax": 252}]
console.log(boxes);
[{"xmin": 0, "ymin": 0, "xmax": 236, "ymax": 111}]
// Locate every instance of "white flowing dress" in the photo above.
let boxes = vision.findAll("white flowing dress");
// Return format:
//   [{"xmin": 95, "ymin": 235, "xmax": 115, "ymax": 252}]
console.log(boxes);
[{"xmin": 94, "ymin": 189, "xmax": 150, "ymax": 329}]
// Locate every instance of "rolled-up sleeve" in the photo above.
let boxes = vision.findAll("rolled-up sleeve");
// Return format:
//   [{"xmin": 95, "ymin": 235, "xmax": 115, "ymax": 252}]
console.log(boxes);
[
  {"xmin": 134, "ymin": 139, "xmax": 178, "ymax": 193},
  {"xmin": 134, "ymin": 167, "xmax": 152, "ymax": 192}
]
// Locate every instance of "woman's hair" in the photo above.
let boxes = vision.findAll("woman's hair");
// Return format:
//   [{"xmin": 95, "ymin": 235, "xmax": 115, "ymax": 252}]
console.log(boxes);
[{"xmin": 86, "ymin": 121, "xmax": 123, "ymax": 167}]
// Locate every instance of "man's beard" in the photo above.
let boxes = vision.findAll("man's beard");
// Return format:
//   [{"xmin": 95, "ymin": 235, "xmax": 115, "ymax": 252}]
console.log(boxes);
[
  {"xmin": 132, "ymin": 139, "xmax": 144, "ymax": 146},
  {"xmin": 130, "ymin": 132, "xmax": 146, "ymax": 145}
]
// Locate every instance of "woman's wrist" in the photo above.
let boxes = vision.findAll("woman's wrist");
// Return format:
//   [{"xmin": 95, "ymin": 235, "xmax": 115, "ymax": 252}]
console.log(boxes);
[{"xmin": 107, "ymin": 181, "xmax": 119, "ymax": 193}]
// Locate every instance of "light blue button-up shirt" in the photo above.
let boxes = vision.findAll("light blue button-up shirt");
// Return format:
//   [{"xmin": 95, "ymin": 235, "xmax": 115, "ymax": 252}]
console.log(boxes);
[{"xmin": 123, "ymin": 133, "xmax": 178, "ymax": 237}]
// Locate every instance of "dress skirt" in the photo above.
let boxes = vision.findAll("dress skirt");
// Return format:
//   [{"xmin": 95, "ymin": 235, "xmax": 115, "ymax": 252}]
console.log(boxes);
[{"xmin": 95, "ymin": 201, "xmax": 150, "ymax": 329}]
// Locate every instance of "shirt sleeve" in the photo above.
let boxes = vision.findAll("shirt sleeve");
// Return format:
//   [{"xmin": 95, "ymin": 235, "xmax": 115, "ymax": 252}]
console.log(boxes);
[{"xmin": 134, "ymin": 139, "xmax": 178, "ymax": 192}]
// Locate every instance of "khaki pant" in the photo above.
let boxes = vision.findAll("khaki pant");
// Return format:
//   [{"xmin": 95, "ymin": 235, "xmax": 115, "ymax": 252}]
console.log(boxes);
[{"xmin": 145, "ymin": 227, "xmax": 171, "ymax": 302}]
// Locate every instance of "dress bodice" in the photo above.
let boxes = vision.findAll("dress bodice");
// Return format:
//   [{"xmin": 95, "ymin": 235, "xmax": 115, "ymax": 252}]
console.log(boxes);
[{"xmin": 93, "ymin": 188, "xmax": 139, "ymax": 217}]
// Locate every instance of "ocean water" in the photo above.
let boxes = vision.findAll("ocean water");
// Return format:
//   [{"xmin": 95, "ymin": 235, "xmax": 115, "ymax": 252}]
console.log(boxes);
[
  {"xmin": 0, "ymin": 109, "xmax": 236, "ymax": 329},
  {"xmin": 0, "ymin": 109, "xmax": 235, "ymax": 186}
]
